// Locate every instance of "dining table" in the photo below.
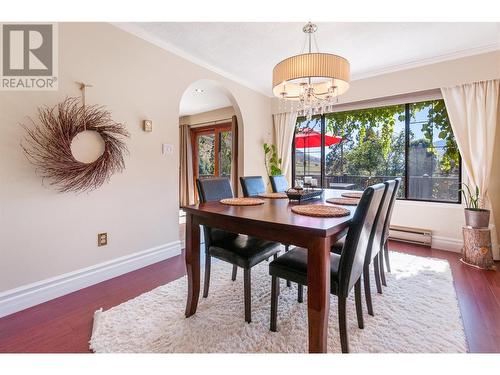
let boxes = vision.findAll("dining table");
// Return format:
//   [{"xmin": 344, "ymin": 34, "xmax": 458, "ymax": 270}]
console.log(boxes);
[{"xmin": 182, "ymin": 189, "xmax": 356, "ymax": 353}]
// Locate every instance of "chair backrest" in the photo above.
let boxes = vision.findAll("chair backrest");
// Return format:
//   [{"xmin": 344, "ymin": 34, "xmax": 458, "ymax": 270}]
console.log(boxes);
[
  {"xmin": 196, "ymin": 177, "xmax": 236, "ymax": 247},
  {"xmin": 338, "ymin": 183, "xmax": 385, "ymax": 297},
  {"xmin": 196, "ymin": 177, "xmax": 233, "ymax": 203},
  {"xmin": 368, "ymin": 180, "xmax": 397, "ymax": 263},
  {"xmin": 382, "ymin": 177, "xmax": 401, "ymax": 245},
  {"xmin": 240, "ymin": 176, "xmax": 266, "ymax": 197},
  {"xmin": 269, "ymin": 175, "xmax": 288, "ymax": 193}
]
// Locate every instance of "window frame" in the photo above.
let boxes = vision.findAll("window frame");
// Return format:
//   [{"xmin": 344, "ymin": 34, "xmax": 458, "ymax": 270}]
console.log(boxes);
[{"xmin": 291, "ymin": 101, "xmax": 462, "ymax": 204}]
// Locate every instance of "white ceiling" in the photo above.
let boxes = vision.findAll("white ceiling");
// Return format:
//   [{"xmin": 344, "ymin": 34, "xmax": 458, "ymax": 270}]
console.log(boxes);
[
  {"xmin": 179, "ymin": 80, "xmax": 232, "ymax": 116},
  {"xmin": 120, "ymin": 22, "xmax": 500, "ymax": 100}
]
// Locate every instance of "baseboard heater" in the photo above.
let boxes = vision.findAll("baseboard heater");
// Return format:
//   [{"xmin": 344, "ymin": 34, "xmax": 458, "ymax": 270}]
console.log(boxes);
[{"xmin": 389, "ymin": 225, "xmax": 432, "ymax": 247}]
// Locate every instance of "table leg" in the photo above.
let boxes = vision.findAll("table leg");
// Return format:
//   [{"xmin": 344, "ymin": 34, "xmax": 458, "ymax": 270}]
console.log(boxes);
[
  {"xmin": 307, "ymin": 236, "xmax": 331, "ymax": 353},
  {"xmin": 185, "ymin": 213, "xmax": 200, "ymax": 317}
]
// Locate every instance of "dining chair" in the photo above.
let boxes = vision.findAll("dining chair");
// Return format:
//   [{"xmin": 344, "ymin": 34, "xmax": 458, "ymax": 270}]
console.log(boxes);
[
  {"xmin": 269, "ymin": 175, "xmax": 288, "ymax": 193},
  {"xmin": 269, "ymin": 183, "xmax": 386, "ymax": 353},
  {"xmin": 380, "ymin": 177, "xmax": 401, "ymax": 277},
  {"xmin": 363, "ymin": 181, "xmax": 396, "ymax": 300},
  {"xmin": 332, "ymin": 180, "xmax": 395, "ymax": 316},
  {"xmin": 239, "ymin": 175, "xmax": 292, "ymax": 287},
  {"xmin": 196, "ymin": 177, "xmax": 281, "ymax": 323},
  {"xmin": 239, "ymin": 176, "xmax": 266, "ymax": 197}
]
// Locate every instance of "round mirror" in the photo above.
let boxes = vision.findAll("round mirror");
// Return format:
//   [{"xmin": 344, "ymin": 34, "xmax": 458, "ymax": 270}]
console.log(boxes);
[{"xmin": 70, "ymin": 130, "xmax": 105, "ymax": 163}]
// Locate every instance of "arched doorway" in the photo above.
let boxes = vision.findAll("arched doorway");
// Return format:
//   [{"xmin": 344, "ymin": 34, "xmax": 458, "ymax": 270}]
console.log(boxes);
[{"xmin": 178, "ymin": 79, "xmax": 242, "ymax": 207}]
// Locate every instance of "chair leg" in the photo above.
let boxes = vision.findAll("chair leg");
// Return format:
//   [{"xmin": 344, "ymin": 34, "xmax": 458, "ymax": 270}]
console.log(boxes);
[
  {"xmin": 285, "ymin": 245, "xmax": 291, "ymax": 288},
  {"xmin": 297, "ymin": 284, "xmax": 303, "ymax": 303},
  {"xmin": 363, "ymin": 265, "xmax": 374, "ymax": 316},
  {"xmin": 270, "ymin": 276, "xmax": 279, "ymax": 332},
  {"xmin": 203, "ymin": 253, "xmax": 211, "ymax": 298},
  {"xmin": 373, "ymin": 254, "xmax": 382, "ymax": 294},
  {"xmin": 354, "ymin": 278, "xmax": 364, "ymax": 329},
  {"xmin": 231, "ymin": 264, "xmax": 237, "ymax": 281},
  {"xmin": 379, "ymin": 249, "xmax": 387, "ymax": 287},
  {"xmin": 384, "ymin": 241, "xmax": 391, "ymax": 273},
  {"xmin": 244, "ymin": 268, "xmax": 251, "ymax": 323},
  {"xmin": 338, "ymin": 296, "xmax": 349, "ymax": 353}
]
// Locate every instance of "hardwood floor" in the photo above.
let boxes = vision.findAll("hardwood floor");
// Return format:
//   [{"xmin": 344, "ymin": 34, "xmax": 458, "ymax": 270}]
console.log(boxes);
[{"xmin": 0, "ymin": 241, "xmax": 498, "ymax": 353}]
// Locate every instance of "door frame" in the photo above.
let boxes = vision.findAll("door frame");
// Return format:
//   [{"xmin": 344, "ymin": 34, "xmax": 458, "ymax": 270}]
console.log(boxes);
[{"xmin": 190, "ymin": 122, "xmax": 234, "ymax": 201}]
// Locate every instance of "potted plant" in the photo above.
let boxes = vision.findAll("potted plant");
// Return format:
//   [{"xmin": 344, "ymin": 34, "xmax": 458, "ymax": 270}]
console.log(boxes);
[{"xmin": 459, "ymin": 183, "xmax": 490, "ymax": 228}]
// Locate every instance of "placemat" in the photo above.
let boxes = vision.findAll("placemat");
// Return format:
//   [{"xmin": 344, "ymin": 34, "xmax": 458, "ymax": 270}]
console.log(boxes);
[
  {"xmin": 291, "ymin": 204, "xmax": 350, "ymax": 218},
  {"xmin": 341, "ymin": 191, "xmax": 363, "ymax": 199},
  {"xmin": 326, "ymin": 197, "xmax": 360, "ymax": 206},
  {"xmin": 220, "ymin": 198, "xmax": 265, "ymax": 206},
  {"xmin": 258, "ymin": 192, "xmax": 288, "ymax": 199}
]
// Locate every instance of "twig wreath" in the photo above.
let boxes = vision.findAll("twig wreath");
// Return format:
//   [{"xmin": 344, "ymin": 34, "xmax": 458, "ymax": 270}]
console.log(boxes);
[{"xmin": 21, "ymin": 84, "xmax": 130, "ymax": 193}]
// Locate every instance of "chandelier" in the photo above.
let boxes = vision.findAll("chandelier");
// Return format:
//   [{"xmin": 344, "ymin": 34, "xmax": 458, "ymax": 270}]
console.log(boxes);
[{"xmin": 272, "ymin": 22, "xmax": 350, "ymax": 120}]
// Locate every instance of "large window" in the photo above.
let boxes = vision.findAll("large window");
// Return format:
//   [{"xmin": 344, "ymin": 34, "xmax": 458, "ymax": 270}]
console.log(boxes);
[{"xmin": 292, "ymin": 99, "xmax": 462, "ymax": 203}]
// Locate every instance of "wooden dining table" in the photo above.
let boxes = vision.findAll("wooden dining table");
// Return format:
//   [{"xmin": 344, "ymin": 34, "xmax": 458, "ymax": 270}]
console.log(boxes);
[{"xmin": 182, "ymin": 189, "xmax": 356, "ymax": 353}]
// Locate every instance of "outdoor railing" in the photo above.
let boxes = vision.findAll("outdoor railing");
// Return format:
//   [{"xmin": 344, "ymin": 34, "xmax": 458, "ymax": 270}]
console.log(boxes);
[{"xmin": 295, "ymin": 174, "xmax": 459, "ymax": 202}]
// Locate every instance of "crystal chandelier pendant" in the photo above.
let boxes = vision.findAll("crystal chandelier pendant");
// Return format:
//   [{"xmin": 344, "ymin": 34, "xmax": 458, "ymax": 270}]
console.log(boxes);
[{"xmin": 272, "ymin": 22, "xmax": 350, "ymax": 118}]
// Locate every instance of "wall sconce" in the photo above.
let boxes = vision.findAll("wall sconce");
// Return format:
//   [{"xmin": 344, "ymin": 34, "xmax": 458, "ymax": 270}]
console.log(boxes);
[{"xmin": 143, "ymin": 120, "xmax": 152, "ymax": 132}]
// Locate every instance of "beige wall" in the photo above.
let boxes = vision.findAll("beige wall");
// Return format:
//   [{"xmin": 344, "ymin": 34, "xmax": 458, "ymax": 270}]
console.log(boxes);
[
  {"xmin": 0, "ymin": 23, "xmax": 273, "ymax": 293},
  {"xmin": 180, "ymin": 106, "xmax": 235, "ymax": 126},
  {"xmin": 273, "ymin": 51, "xmax": 500, "ymax": 253}
]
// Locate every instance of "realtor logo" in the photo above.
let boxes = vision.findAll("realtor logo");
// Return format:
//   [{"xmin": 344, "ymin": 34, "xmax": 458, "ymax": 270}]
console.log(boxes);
[{"xmin": 1, "ymin": 23, "xmax": 58, "ymax": 90}]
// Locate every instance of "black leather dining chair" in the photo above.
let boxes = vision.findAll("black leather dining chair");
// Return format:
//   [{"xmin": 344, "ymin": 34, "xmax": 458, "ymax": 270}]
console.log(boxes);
[
  {"xmin": 196, "ymin": 177, "xmax": 281, "ymax": 323},
  {"xmin": 330, "ymin": 181, "xmax": 391, "ymax": 316},
  {"xmin": 269, "ymin": 175, "xmax": 288, "ymax": 193},
  {"xmin": 269, "ymin": 183, "xmax": 386, "ymax": 353},
  {"xmin": 239, "ymin": 176, "xmax": 266, "ymax": 197},
  {"xmin": 379, "ymin": 177, "xmax": 401, "ymax": 277},
  {"xmin": 239, "ymin": 175, "xmax": 291, "ymax": 287},
  {"xmin": 369, "ymin": 180, "xmax": 397, "ymax": 290}
]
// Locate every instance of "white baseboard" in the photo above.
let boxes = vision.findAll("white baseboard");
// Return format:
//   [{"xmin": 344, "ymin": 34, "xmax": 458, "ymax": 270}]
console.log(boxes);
[
  {"xmin": 431, "ymin": 235, "xmax": 463, "ymax": 253},
  {"xmin": 0, "ymin": 241, "xmax": 182, "ymax": 318}
]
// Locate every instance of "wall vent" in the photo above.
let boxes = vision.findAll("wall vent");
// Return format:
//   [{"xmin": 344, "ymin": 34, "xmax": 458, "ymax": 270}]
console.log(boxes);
[{"xmin": 389, "ymin": 225, "xmax": 432, "ymax": 247}]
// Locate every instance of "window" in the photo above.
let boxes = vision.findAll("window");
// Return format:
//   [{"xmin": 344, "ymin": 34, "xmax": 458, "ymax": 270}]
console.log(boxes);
[{"xmin": 292, "ymin": 99, "xmax": 461, "ymax": 203}]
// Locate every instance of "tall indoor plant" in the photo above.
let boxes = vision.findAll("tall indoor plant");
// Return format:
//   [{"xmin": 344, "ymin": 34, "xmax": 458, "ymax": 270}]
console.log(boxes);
[
  {"xmin": 263, "ymin": 142, "xmax": 282, "ymax": 176},
  {"xmin": 460, "ymin": 183, "xmax": 490, "ymax": 228}
]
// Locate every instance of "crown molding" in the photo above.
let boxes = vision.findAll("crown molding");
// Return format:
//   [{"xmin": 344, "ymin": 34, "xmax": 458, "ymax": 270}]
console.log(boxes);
[
  {"xmin": 111, "ymin": 22, "xmax": 270, "ymax": 97},
  {"xmin": 351, "ymin": 43, "xmax": 500, "ymax": 81},
  {"xmin": 112, "ymin": 22, "xmax": 500, "ymax": 97}
]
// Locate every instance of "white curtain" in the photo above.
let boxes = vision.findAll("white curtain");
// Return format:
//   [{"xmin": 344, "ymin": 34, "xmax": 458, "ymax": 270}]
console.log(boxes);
[
  {"xmin": 441, "ymin": 79, "xmax": 500, "ymax": 259},
  {"xmin": 273, "ymin": 111, "xmax": 298, "ymax": 184}
]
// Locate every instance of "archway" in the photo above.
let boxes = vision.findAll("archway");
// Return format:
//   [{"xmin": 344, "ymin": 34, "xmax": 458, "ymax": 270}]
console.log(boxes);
[{"xmin": 178, "ymin": 79, "xmax": 243, "ymax": 208}]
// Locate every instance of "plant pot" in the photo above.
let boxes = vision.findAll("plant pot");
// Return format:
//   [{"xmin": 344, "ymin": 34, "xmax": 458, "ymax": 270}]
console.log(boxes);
[{"xmin": 464, "ymin": 208, "xmax": 490, "ymax": 228}]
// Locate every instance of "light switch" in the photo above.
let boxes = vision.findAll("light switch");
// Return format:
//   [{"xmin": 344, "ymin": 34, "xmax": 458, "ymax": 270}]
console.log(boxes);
[{"xmin": 162, "ymin": 143, "xmax": 174, "ymax": 155}]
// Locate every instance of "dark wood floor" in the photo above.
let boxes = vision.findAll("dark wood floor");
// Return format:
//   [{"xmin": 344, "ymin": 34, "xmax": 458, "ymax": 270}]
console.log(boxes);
[{"xmin": 0, "ymin": 241, "xmax": 498, "ymax": 353}]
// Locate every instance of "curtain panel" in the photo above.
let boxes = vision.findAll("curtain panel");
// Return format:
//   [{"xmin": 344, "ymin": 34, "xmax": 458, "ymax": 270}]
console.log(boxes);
[
  {"xmin": 441, "ymin": 79, "xmax": 500, "ymax": 259},
  {"xmin": 273, "ymin": 111, "xmax": 298, "ymax": 184},
  {"xmin": 179, "ymin": 124, "xmax": 194, "ymax": 206}
]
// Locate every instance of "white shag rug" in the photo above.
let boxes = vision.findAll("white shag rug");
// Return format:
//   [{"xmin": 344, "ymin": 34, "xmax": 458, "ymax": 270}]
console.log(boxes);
[{"xmin": 89, "ymin": 251, "xmax": 468, "ymax": 353}]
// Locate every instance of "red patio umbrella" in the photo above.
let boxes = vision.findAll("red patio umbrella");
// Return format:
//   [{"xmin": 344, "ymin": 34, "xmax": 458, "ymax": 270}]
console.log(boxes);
[
  {"xmin": 295, "ymin": 129, "xmax": 342, "ymax": 148},
  {"xmin": 295, "ymin": 129, "xmax": 343, "ymax": 185}
]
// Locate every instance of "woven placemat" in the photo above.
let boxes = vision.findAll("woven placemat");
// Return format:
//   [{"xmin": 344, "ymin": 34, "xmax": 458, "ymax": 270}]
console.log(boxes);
[
  {"xmin": 326, "ymin": 197, "xmax": 360, "ymax": 206},
  {"xmin": 258, "ymin": 192, "xmax": 288, "ymax": 199},
  {"xmin": 341, "ymin": 191, "xmax": 363, "ymax": 199},
  {"xmin": 291, "ymin": 204, "xmax": 350, "ymax": 218},
  {"xmin": 220, "ymin": 197, "xmax": 265, "ymax": 206}
]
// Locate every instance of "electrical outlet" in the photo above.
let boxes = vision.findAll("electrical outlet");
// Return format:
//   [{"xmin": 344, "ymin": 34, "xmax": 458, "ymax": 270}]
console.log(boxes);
[{"xmin": 98, "ymin": 233, "xmax": 108, "ymax": 247}]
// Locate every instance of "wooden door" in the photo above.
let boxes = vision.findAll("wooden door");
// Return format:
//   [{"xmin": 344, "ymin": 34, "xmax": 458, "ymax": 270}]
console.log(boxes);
[{"xmin": 191, "ymin": 123, "xmax": 233, "ymax": 201}]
